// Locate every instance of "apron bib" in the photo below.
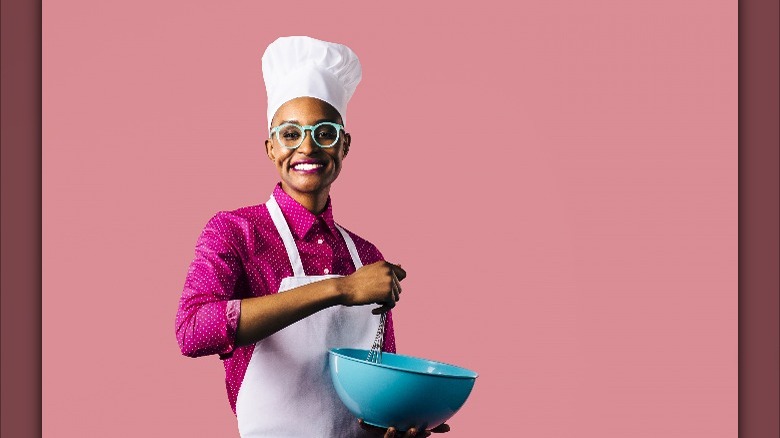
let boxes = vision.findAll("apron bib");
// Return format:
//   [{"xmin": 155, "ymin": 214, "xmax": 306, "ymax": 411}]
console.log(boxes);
[{"xmin": 235, "ymin": 196, "xmax": 380, "ymax": 437}]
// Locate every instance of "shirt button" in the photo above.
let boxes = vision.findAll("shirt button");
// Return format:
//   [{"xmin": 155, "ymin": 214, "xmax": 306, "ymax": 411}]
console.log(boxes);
[
  {"xmin": 324, "ymin": 268, "xmax": 329, "ymax": 274},
  {"xmin": 317, "ymin": 239, "xmax": 324, "ymax": 244}
]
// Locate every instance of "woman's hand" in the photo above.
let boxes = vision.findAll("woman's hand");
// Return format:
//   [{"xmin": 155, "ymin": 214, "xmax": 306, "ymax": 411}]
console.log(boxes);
[
  {"xmin": 336, "ymin": 261, "xmax": 406, "ymax": 314},
  {"xmin": 358, "ymin": 419, "xmax": 451, "ymax": 437}
]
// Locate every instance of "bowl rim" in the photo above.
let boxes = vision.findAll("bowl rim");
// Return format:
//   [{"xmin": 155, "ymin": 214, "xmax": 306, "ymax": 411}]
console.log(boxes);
[{"xmin": 329, "ymin": 348, "xmax": 479, "ymax": 379}]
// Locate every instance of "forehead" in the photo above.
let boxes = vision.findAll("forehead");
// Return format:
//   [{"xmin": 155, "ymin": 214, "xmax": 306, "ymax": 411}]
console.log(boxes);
[{"xmin": 271, "ymin": 97, "xmax": 343, "ymax": 127}]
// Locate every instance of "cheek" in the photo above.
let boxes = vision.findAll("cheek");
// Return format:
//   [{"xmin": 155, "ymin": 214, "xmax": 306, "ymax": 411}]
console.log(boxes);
[
  {"xmin": 333, "ymin": 145, "xmax": 347, "ymax": 161},
  {"xmin": 273, "ymin": 148, "xmax": 292, "ymax": 166},
  {"xmin": 329, "ymin": 151, "xmax": 345, "ymax": 167}
]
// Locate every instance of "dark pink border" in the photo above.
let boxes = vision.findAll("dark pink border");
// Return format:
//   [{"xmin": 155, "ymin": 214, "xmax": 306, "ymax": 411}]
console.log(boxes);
[
  {"xmin": 738, "ymin": 0, "xmax": 780, "ymax": 436},
  {"xmin": 1, "ymin": 0, "xmax": 777, "ymax": 436},
  {"xmin": 1, "ymin": 0, "xmax": 42, "ymax": 435}
]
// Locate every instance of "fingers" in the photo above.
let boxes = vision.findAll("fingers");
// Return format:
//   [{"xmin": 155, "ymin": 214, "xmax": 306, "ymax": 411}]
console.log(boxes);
[
  {"xmin": 372, "ymin": 304, "xmax": 392, "ymax": 315},
  {"xmin": 354, "ymin": 261, "xmax": 406, "ymax": 313},
  {"xmin": 358, "ymin": 419, "xmax": 389, "ymax": 436},
  {"xmin": 430, "ymin": 423, "xmax": 450, "ymax": 433},
  {"xmin": 390, "ymin": 263, "xmax": 407, "ymax": 281},
  {"xmin": 377, "ymin": 264, "xmax": 401, "ymax": 313},
  {"xmin": 391, "ymin": 271, "xmax": 401, "ymax": 302},
  {"xmin": 404, "ymin": 427, "xmax": 432, "ymax": 437},
  {"xmin": 357, "ymin": 419, "xmax": 435, "ymax": 438}
]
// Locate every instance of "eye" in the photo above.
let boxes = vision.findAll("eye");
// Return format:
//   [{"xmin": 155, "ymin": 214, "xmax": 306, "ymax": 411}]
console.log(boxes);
[
  {"xmin": 279, "ymin": 126, "xmax": 302, "ymax": 140},
  {"xmin": 314, "ymin": 125, "xmax": 338, "ymax": 140}
]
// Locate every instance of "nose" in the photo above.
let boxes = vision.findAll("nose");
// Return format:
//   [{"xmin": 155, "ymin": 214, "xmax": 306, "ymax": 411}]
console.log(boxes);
[{"xmin": 296, "ymin": 129, "xmax": 318, "ymax": 154}]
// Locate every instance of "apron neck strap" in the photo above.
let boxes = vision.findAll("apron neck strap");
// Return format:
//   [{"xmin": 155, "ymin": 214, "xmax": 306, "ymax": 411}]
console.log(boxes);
[{"xmin": 266, "ymin": 195, "xmax": 364, "ymax": 276}]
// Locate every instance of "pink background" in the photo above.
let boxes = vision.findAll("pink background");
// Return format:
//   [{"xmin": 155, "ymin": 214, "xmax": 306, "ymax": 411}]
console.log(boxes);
[{"xmin": 43, "ymin": 1, "xmax": 736, "ymax": 437}]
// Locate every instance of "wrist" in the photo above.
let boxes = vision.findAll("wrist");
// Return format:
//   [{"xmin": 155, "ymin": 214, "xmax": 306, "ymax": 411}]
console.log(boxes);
[{"xmin": 331, "ymin": 277, "xmax": 351, "ymax": 306}]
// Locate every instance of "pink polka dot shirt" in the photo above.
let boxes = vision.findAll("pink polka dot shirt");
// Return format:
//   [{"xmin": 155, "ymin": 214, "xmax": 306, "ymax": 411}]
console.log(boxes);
[{"xmin": 175, "ymin": 183, "xmax": 395, "ymax": 414}]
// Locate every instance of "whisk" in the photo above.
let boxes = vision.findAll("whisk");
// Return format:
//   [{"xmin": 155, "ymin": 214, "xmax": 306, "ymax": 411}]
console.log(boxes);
[{"xmin": 366, "ymin": 312, "xmax": 387, "ymax": 363}]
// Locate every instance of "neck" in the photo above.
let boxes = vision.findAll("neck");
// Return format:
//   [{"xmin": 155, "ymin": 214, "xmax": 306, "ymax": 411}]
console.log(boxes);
[{"xmin": 280, "ymin": 183, "xmax": 330, "ymax": 215}]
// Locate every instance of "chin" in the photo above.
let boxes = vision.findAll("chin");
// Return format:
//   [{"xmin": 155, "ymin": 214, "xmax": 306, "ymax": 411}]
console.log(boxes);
[{"xmin": 285, "ymin": 178, "xmax": 329, "ymax": 194}]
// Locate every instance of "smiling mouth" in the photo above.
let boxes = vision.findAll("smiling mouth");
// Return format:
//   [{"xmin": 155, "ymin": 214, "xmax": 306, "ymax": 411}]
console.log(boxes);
[{"xmin": 291, "ymin": 162, "xmax": 324, "ymax": 171}]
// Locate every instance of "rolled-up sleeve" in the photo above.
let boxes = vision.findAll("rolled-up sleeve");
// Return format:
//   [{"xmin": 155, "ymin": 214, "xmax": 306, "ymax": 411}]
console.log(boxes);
[
  {"xmin": 382, "ymin": 311, "xmax": 396, "ymax": 353},
  {"xmin": 176, "ymin": 213, "xmax": 244, "ymax": 359}
]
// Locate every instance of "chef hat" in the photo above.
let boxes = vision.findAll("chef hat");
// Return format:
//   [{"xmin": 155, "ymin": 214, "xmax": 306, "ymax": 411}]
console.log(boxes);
[{"xmin": 262, "ymin": 36, "xmax": 362, "ymax": 129}]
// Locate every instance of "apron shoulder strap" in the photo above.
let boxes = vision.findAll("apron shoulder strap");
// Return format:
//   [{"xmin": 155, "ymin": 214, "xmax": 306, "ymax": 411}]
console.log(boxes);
[
  {"xmin": 266, "ymin": 196, "xmax": 306, "ymax": 277},
  {"xmin": 334, "ymin": 224, "xmax": 364, "ymax": 271}
]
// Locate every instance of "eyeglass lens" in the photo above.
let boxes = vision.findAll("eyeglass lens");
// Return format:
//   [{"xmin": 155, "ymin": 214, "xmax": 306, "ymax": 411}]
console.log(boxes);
[{"xmin": 277, "ymin": 124, "xmax": 339, "ymax": 148}]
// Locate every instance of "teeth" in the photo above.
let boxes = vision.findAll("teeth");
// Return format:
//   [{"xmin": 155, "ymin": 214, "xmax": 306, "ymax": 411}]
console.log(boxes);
[{"xmin": 293, "ymin": 163, "xmax": 323, "ymax": 171}]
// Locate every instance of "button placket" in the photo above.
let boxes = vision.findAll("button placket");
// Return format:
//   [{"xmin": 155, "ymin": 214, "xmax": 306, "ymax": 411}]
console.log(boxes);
[{"xmin": 305, "ymin": 228, "xmax": 333, "ymax": 276}]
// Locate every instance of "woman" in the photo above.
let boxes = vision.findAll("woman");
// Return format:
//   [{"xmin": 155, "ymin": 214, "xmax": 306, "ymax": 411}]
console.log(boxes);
[{"xmin": 175, "ymin": 36, "xmax": 450, "ymax": 438}]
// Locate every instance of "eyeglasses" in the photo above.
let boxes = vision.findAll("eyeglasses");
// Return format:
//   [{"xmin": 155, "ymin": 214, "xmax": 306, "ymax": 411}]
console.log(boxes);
[{"xmin": 269, "ymin": 122, "xmax": 344, "ymax": 149}]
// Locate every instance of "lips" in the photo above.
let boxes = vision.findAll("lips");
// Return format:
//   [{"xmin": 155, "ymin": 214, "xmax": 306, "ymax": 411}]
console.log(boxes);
[
  {"xmin": 293, "ymin": 163, "xmax": 323, "ymax": 171},
  {"xmin": 290, "ymin": 160, "xmax": 326, "ymax": 172}
]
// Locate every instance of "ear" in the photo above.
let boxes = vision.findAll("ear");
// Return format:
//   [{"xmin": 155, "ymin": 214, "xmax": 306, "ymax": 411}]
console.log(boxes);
[
  {"xmin": 342, "ymin": 132, "xmax": 351, "ymax": 158},
  {"xmin": 265, "ymin": 138, "xmax": 275, "ymax": 161}
]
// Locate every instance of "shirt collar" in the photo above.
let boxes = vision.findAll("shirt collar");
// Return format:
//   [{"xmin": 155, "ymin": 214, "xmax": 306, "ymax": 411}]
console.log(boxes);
[{"xmin": 272, "ymin": 183, "xmax": 338, "ymax": 239}]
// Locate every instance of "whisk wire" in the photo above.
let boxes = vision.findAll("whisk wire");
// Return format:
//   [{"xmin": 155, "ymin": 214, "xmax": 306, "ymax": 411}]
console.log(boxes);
[{"xmin": 366, "ymin": 312, "xmax": 387, "ymax": 363}]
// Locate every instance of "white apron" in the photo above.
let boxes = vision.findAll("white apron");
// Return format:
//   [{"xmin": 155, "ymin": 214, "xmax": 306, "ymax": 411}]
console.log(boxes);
[{"xmin": 235, "ymin": 196, "xmax": 380, "ymax": 437}]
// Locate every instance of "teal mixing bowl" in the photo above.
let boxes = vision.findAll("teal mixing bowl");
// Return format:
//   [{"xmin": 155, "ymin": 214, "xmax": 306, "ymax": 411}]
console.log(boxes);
[{"xmin": 328, "ymin": 348, "xmax": 478, "ymax": 432}]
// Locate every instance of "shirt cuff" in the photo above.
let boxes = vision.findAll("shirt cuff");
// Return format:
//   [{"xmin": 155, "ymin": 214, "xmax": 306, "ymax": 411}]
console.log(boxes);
[{"xmin": 219, "ymin": 299, "xmax": 242, "ymax": 360}]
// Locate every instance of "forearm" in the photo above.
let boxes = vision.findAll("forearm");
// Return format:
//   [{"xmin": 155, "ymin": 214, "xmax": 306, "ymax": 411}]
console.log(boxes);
[{"xmin": 235, "ymin": 277, "xmax": 345, "ymax": 346}]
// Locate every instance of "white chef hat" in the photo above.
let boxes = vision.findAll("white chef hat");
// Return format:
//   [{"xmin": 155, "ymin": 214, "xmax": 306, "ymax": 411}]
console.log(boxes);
[{"xmin": 262, "ymin": 36, "xmax": 362, "ymax": 130}]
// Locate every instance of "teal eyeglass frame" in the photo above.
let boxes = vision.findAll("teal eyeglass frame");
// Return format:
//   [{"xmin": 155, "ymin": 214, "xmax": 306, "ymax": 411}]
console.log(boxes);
[{"xmin": 270, "ymin": 122, "xmax": 345, "ymax": 149}]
